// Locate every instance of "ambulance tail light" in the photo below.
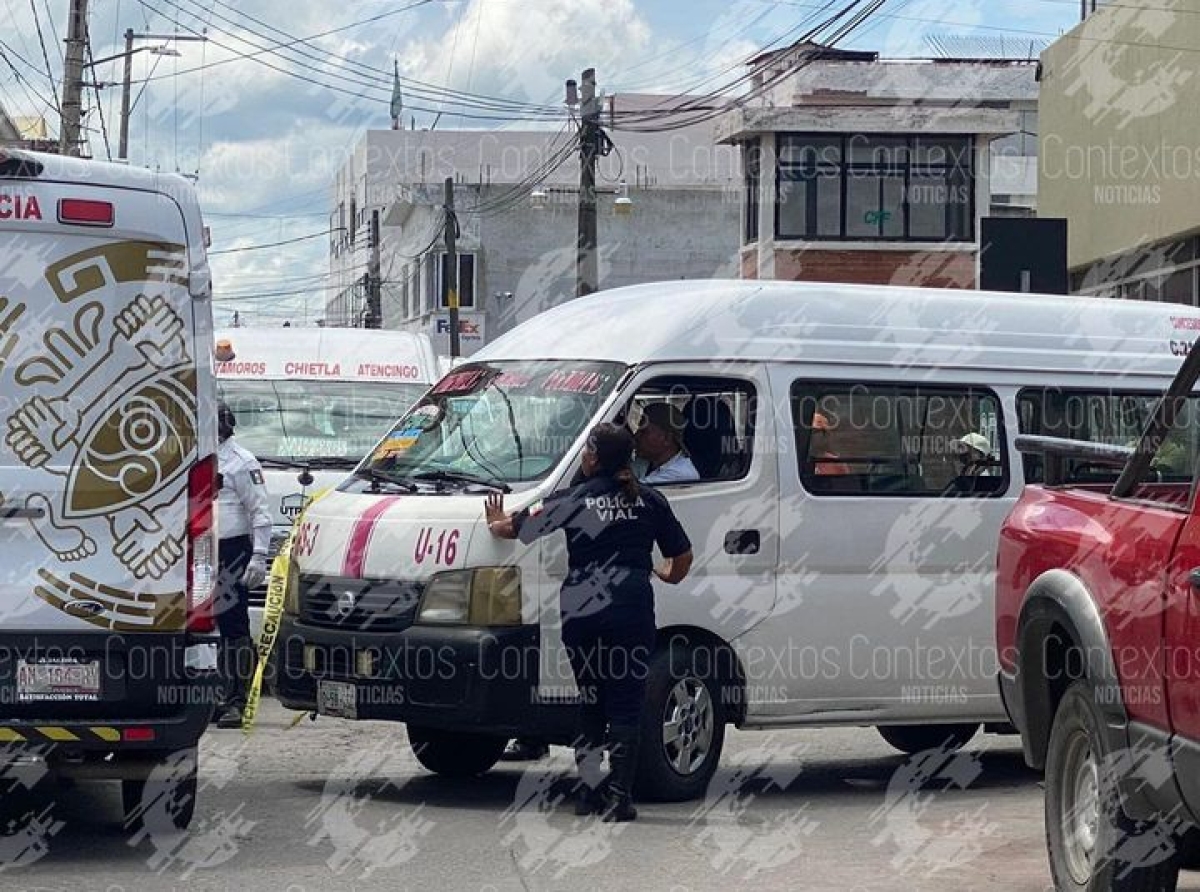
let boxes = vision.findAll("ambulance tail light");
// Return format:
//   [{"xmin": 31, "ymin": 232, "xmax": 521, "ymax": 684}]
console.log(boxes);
[
  {"xmin": 416, "ymin": 568, "xmax": 522, "ymax": 626},
  {"xmin": 186, "ymin": 455, "xmax": 218, "ymax": 634},
  {"xmin": 58, "ymin": 198, "xmax": 114, "ymax": 227}
]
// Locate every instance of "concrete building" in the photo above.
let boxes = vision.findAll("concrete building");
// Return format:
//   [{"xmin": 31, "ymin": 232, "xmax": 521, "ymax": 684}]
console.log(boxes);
[
  {"xmin": 0, "ymin": 104, "xmax": 18, "ymax": 143},
  {"xmin": 716, "ymin": 43, "xmax": 1038, "ymax": 288},
  {"xmin": 1038, "ymin": 0, "xmax": 1199, "ymax": 304},
  {"xmin": 326, "ymin": 96, "xmax": 740, "ymax": 354}
]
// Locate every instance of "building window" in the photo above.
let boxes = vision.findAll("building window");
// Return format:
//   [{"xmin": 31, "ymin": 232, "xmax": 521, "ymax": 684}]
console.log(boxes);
[
  {"xmin": 776, "ymin": 134, "xmax": 974, "ymax": 242},
  {"xmin": 423, "ymin": 255, "xmax": 436, "ymax": 313},
  {"xmin": 744, "ymin": 139, "xmax": 761, "ymax": 244},
  {"xmin": 438, "ymin": 253, "xmax": 476, "ymax": 309}
]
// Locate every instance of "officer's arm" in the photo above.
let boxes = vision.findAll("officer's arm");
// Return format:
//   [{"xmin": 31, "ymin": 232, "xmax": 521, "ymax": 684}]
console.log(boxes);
[
  {"xmin": 240, "ymin": 460, "xmax": 273, "ymax": 555},
  {"xmin": 654, "ymin": 550, "xmax": 693, "ymax": 584}
]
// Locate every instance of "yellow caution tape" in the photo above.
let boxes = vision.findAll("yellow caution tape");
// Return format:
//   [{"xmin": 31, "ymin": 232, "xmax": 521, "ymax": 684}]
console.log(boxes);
[
  {"xmin": 242, "ymin": 488, "xmax": 331, "ymax": 733},
  {"xmin": 288, "ymin": 710, "xmax": 314, "ymax": 729}
]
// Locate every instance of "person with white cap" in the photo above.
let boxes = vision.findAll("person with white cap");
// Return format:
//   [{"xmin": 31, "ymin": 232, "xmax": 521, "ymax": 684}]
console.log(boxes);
[{"xmin": 955, "ymin": 432, "xmax": 997, "ymax": 476}]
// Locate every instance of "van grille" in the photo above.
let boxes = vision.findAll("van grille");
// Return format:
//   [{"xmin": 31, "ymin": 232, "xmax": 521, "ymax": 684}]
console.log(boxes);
[{"xmin": 299, "ymin": 575, "xmax": 423, "ymax": 632}]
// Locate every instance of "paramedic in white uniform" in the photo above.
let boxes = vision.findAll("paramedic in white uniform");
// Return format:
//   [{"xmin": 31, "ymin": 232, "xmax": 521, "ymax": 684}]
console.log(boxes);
[{"xmin": 214, "ymin": 399, "xmax": 272, "ymax": 729}]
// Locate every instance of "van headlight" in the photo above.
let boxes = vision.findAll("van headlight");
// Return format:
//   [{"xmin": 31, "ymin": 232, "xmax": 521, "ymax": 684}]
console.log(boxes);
[{"xmin": 416, "ymin": 568, "xmax": 522, "ymax": 626}]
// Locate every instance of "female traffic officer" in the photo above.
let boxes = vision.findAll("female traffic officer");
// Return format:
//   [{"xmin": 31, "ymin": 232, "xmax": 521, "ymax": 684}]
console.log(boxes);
[{"xmin": 485, "ymin": 422, "xmax": 693, "ymax": 822}]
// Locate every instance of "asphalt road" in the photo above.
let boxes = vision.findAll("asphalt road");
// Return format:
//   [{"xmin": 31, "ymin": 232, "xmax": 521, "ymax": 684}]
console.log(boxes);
[{"xmin": 4, "ymin": 700, "xmax": 1199, "ymax": 892}]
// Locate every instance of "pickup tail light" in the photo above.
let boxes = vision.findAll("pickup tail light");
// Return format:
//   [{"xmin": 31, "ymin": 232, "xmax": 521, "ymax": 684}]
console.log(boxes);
[{"xmin": 186, "ymin": 455, "xmax": 217, "ymax": 633}]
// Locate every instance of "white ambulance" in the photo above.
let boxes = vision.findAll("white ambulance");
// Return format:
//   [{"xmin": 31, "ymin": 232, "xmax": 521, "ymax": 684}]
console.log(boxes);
[
  {"xmin": 0, "ymin": 148, "xmax": 218, "ymax": 829},
  {"xmin": 275, "ymin": 280, "xmax": 1195, "ymax": 801},
  {"xmin": 213, "ymin": 327, "xmax": 437, "ymax": 635}
]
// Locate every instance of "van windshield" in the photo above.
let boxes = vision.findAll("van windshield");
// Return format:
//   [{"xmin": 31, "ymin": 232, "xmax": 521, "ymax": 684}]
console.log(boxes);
[
  {"xmin": 219, "ymin": 380, "xmax": 428, "ymax": 467},
  {"xmin": 362, "ymin": 360, "xmax": 625, "ymax": 486}
]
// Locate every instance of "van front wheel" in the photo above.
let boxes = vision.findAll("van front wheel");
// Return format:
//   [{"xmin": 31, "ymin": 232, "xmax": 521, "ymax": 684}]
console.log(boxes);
[
  {"xmin": 636, "ymin": 643, "xmax": 726, "ymax": 802},
  {"xmin": 877, "ymin": 723, "xmax": 978, "ymax": 755},
  {"xmin": 407, "ymin": 726, "xmax": 507, "ymax": 777}
]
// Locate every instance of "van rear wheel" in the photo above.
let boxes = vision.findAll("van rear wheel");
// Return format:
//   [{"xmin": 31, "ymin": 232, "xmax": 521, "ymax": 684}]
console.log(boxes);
[
  {"xmin": 122, "ymin": 748, "xmax": 198, "ymax": 833},
  {"xmin": 407, "ymin": 726, "xmax": 507, "ymax": 777},
  {"xmin": 636, "ymin": 642, "xmax": 725, "ymax": 802},
  {"xmin": 877, "ymin": 723, "xmax": 978, "ymax": 755}
]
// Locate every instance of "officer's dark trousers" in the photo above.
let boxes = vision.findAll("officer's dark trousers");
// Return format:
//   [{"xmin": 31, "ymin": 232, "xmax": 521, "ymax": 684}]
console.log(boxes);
[
  {"xmin": 562, "ymin": 598, "xmax": 655, "ymax": 795},
  {"xmin": 216, "ymin": 534, "xmax": 257, "ymax": 711}
]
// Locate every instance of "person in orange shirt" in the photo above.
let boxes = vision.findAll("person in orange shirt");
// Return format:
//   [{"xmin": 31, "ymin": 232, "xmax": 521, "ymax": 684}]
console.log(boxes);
[{"xmin": 811, "ymin": 411, "xmax": 851, "ymax": 476}]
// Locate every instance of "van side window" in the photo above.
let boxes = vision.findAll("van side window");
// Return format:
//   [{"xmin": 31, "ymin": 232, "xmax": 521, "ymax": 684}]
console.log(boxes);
[
  {"xmin": 625, "ymin": 377, "xmax": 756, "ymax": 484},
  {"xmin": 791, "ymin": 383, "xmax": 1007, "ymax": 497},
  {"xmin": 1017, "ymin": 388, "xmax": 1199, "ymax": 485}
]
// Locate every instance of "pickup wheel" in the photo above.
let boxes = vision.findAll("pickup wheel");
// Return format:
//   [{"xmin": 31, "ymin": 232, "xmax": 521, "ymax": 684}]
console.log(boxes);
[
  {"xmin": 1045, "ymin": 682, "xmax": 1180, "ymax": 891},
  {"xmin": 407, "ymin": 726, "xmax": 507, "ymax": 778},
  {"xmin": 876, "ymin": 723, "xmax": 978, "ymax": 755}
]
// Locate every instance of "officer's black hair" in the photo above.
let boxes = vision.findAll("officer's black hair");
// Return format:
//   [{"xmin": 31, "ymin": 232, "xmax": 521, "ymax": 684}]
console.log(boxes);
[
  {"xmin": 588, "ymin": 422, "xmax": 639, "ymax": 500},
  {"xmin": 217, "ymin": 400, "xmax": 236, "ymax": 439}
]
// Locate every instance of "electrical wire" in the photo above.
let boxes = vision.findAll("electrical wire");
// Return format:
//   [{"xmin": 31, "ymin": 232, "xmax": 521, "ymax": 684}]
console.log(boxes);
[
  {"xmin": 610, "ymin": 0, "xmax": 895, "ymax": 134},
  {"xmin": 209, "ymin": 228, "xmax": 341, "ymax": 255},
  {"xmin": 198, "ymin": 0, "xmax": 563, "ymax": 116},
  {"xmin": 85, "ymin": 40, "xmax": 113, "ymax": 160},
  {"xmin": 133, "ymin": 0, "xmax": 564, "ymax": 121},
  {"xmin": 41, "ymin": 0, "xmax": 62, "ymax": 68},
  {"xmin": 0, "ymin": 37, "xmax": 61, "ymax": 116},
  {"xmin": 28, "ymin": 0, "xmax": 60, "ymax": 110}
]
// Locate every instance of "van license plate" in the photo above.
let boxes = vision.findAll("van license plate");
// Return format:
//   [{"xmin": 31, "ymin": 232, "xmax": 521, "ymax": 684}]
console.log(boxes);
[
  {"xmin": 317, "ymin": 680, "xmax": 357, "ymax": 719},
  {"xmin": 16, "ymin": 659, "xmax": 101, "ymax": 702}
]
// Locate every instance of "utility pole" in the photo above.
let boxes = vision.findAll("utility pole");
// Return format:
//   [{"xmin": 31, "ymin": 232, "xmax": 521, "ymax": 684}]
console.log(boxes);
[
  {"xmin": 575, "ymin": 68, "xmax": 599, "ymax": 298},
  {"xmin": 83, "ymin": 31, "xmax": 205, "ymax": 160},
  {"xmin": 367, "ymin": 208, "xmax": 382, "ymax": 328},
  {"xmin": 443, "ymin": 177, "xmax": 460, "ymax": 358},
  {"xmin": 59, "ymin": 0, "xmax": 90, "ymax": 155},
  {"xmin": 117, "ymin": 28, "xmax": 134, "ymax": 160}
]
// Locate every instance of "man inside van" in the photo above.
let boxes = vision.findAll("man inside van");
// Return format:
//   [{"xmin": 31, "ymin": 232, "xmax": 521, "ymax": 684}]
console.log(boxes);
[
  {"xmin": 632, "ymin": 403, "xmax": 699, "ymax": 484},
  {"xmin": 215, "ymin": 401, "xmax": 272, "ymax": 729}
]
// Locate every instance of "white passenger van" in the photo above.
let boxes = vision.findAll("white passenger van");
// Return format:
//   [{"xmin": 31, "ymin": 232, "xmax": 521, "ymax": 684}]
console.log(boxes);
[
  {"xmin": 0, "ymin": 148, "xmax": 218, "ymax": 828},
  {"xmin": 275, "ymin": 280, "xmax": 1193, "ymax": 800},
  {"xmin": 213, "ymin": 327, "xmax": 437, "ymax": 635}
]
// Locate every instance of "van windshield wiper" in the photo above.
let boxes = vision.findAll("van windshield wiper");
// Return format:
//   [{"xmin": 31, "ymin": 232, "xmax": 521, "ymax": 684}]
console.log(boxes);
[
  {"xmin": 408, "ymin": 469, "xmax": 511, "ymax": 493},
  {"xmin": 298, "ymin": 456, "xmax": 359, "ymax": 470},
  {"xmin": 260, "ymin": 456, "xmax": 309, "ymax": 470},
  {"xmin": 353, "ymin": 467, "xmax": 418, "ymax": 493}
]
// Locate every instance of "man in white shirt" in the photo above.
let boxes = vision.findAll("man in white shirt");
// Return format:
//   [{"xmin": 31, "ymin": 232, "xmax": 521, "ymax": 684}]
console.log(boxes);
[
  {"xmin": 215, "ymin": 400, "xmax": 272, "ymax": 729},
  {"xmin": 633, "ymin": 402, "xmax": 699, "ymax": 485}
]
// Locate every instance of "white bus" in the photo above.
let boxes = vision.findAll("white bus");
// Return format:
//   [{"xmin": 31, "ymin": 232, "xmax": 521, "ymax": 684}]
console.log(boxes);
[
  {"xmin": 214, "ymin": 327, "xmax": 438, "ymax": 633},
  {"xmin": 274, "ymin": 280, "xmax": 1196, "ymax": 800}
]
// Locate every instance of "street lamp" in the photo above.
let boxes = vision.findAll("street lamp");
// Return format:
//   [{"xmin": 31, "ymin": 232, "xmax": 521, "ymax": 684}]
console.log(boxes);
[{"xmin": 85, "ymin": 29, "xmax": 204, "ymax": 160}]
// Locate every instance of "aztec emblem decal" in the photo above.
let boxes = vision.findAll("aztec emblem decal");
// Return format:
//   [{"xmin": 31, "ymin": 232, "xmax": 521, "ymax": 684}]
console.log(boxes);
[{"xmin": 1, "ymin": 241, "xmax": 198, "ymax": 631}]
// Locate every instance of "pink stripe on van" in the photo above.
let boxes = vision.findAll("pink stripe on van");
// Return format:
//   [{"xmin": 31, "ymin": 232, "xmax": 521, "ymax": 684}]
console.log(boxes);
[{"xmin": 342, "ymin": 496, "xmax": 403, "ymax": 578}]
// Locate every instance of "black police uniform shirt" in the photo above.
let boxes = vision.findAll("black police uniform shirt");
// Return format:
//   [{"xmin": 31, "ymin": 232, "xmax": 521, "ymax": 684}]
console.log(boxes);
[{"xmin": 511, "ymin": 475, "xmax": 691, "ymax": 615}]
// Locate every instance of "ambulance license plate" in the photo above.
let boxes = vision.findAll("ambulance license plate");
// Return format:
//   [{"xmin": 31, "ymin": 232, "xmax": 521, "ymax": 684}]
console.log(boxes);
[
  {"xmin": 317, "ymin": 680, "xmax": 357, "ymax": 719},
  {"xmin": 16, "ymin": 659, "xmax": 102, "ymax": 702}
]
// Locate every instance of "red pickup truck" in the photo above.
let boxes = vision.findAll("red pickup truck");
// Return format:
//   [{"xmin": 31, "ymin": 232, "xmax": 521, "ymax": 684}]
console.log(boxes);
[{"xmin": 997, "ymin": 344, "xmax": 1200, "ymax": 891}]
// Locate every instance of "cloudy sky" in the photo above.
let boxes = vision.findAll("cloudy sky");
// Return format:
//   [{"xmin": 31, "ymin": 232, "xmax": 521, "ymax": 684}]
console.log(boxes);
[{"xmin": 1, "ymin": 0, "xmax": 1077, "ymax": 325}]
